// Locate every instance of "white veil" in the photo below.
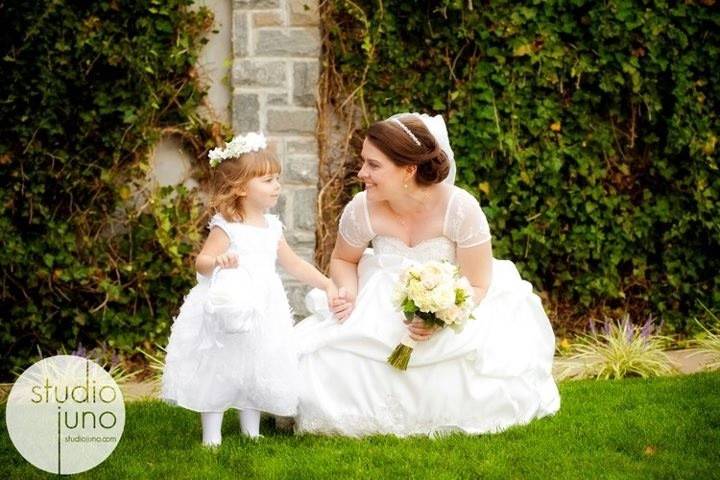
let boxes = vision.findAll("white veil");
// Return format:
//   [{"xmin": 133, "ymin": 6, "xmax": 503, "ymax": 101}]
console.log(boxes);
[{"xmin": 389, "ymin": 112, "xmax": 456, "ymax": 186}]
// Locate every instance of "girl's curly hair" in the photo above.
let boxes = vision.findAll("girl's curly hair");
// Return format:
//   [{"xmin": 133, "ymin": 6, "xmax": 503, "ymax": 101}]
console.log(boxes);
[{"xmin": 208, "ymin": 145, "xmax": 281, "ymax": 222}]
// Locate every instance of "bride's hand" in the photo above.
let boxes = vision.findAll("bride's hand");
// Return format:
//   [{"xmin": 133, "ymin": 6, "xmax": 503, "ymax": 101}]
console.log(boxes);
[
  {"xmin": 407, "ymin": 318, "xmax": 440, "ymax": 342},
  {"xmin": 330, "ymin": 287, "xmax": 355, "ymax": 323}
]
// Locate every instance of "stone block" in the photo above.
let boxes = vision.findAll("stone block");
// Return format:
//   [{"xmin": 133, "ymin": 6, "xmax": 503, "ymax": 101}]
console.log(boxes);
[
  {"xmin": 293, "ymin": 187, "xmax": 318, "ymax": 230},
  {"xmin": 283, "ymin": 155, "xmax": 319, "ymax": 184},
  {"xmin": 292, "ymin": 61, "xmax": 319, "ymax": 106},
  {"xmin": 253, "ymin": 10, "xmax": 283, "ymax": 27},
  {"xmin": 267, "ymin": 93, "xmax": 288, "ymax": 105},
  {"xmin": 232, "ymin": 93, "xmax": 260, "ymax": 132},
  {"xmin": 288, "ymin": 0, "xmax": 319, "ymax": 26},
  {"xmin": 233, "ymin": 59, "xmax": 286, "ymax": 87},
  {"xmin": 286, "ymin": 138, "xmax": 317, "ymax": 155},
  {"xmin": 234, "ymin": 0, "xmax": 280, "ymax": 9},
  {"xmin": 270, "ymin": 191, "xmax": 289, "ymax": 226},
  {"xmin": 267, "ymin": 108, "xmax": 316, "ymax": 134},
  {"xmin": 255, "ymin": 29, "xmax": 320, "ymax": 57},
  {"xmin": 232, "ymin": 11, "xmax": 249, "ymax": 57},
  {"xmin": 285, "ymin": 229, "xmax": 316, "ymax": 244}
]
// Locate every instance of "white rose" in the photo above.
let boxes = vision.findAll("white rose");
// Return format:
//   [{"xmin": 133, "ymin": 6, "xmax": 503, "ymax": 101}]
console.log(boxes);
[
  {"xmin": 398, "ymin": 269, "xmax": 411, "ymax": 286},
  {"xmin": 440, "ymin": 262, "xmax": 458, "ymax": 277},
  {"xmin": 437, "ymin": 305, "xmax": 463, "ymax": 325},
  {"xmin": 392, "ymin": 287, "xmax": 407, "ymax": 310},
  {"xmin": 427, "ymin": 281, "xmax": 456, "ymax": 312},
  {"xmin": 406, "ymin": 279, "xmax": 428, "ymax": 309},
  {"xmin": 421, "ymin": 270, "xmax": 443, "ymax": 290}
]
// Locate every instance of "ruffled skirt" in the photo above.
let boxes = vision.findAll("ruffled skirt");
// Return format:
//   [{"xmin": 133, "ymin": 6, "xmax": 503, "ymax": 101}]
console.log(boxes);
[
  {"xmin": 161, "ymin": 271, "xmax": 299, "ymax": 416},
  {"xmin": 294, "ymin": 255, "xmax": 560, "ymax": 436}
]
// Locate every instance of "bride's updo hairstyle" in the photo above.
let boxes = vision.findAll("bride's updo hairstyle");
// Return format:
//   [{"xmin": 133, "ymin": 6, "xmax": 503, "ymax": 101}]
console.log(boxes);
[{"xmin": 366, "ymin": 116, "xmax": 450, "ymax": 186}]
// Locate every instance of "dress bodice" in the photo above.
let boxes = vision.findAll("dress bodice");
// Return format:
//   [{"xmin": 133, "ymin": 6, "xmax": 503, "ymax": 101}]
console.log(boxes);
[
  {"xmin": 371, "ymin": 235, "xmax": 456, "ymax": 263},
  {"xmin": 206, "ymin": 213, "xmax": 283, "ymax": 273},
  {"xmin": 338, "ymin": 186, "xmax": 492, "ymax": 259}
]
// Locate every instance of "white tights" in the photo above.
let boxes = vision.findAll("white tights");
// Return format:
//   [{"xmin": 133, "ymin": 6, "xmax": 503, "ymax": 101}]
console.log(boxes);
[
  {"xmin": 201, "ymin": 409, "xmax": 261, "ymax": 445},
  {"xmin": 238, "ymin": 409, "xmax": 261, "ymax": 437}
]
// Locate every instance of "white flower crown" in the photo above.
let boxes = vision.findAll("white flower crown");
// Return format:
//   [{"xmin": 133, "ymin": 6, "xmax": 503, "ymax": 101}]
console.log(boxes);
[{"xmin": 208, "ymin": 132, "xmax": 267, "ymax": 167}]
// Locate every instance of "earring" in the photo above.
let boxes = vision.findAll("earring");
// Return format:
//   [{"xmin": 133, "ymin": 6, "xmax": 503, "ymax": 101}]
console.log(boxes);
[{"xmin": 404, "ymin": 183, "xmax": 408, "ymax": 189}]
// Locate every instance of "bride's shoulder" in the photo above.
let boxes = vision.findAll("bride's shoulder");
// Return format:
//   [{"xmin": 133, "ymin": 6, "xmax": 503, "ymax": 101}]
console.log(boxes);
[
  {"xmin": 346, "ymin": 190, "xmax": 385, "ymax": 215},
  {"xmin": 343, "ymin": 190, "xmax": 367, "ymax": 208},
  {"xmin": 339, "ymin": 190, "xmax": 375, "ymax": 247},
  {"xmin": 450, "ymin": 186, "xmax": 482, "ymax": 210}
]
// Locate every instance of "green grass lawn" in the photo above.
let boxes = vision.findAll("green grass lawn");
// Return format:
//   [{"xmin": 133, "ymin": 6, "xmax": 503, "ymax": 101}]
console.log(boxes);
[{"xmin": 2, "ymin": 372, "xmax": 719, "ymax": 479}]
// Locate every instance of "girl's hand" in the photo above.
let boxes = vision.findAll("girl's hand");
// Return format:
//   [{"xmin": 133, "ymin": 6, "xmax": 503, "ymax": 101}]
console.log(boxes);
[
  {"xmin": 214, "ymin": 251, "xmax": 239, "ymax": 269},
  {"xmin": 324, "ymin": 280, "xmax": 339, "ymax": 305},
  {"xmin": 407, "ymin": 317, "xmax": 440, "ymax": 342},
  {"xmin": 330, "ymin": 287, "xmax": 355, "ymax": 323}
]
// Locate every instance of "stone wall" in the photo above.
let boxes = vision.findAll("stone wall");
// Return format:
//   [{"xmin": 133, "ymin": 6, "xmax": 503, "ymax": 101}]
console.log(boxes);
[{"xmin": 231, "ymin": 0, "xmax": 321, "ymax": 316}]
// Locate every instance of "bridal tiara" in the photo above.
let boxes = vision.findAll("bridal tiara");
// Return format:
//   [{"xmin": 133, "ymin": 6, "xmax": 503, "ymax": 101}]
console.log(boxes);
[
  {"xmin": 208, "ymin": 132, "xmax": 268, "ymax": 167},
  {"xmin": 391, "ymin": 118, "xmax": 422, "ymax": 147}
]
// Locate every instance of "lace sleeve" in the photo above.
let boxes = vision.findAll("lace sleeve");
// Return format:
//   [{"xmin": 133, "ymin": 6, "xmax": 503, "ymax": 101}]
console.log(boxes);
[
  {"xmin": 338, "ymin": 191, "xmax": 374, "ymax": 248},
  {"xmin": 447, "ymin": 189, "xmax": 491, "ymax": 248}
]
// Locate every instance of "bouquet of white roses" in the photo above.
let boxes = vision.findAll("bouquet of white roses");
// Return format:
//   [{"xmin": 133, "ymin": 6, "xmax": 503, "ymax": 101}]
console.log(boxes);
[{"xmin": 387, "ymin": 261, "xmax": 475, "ymax": 370}]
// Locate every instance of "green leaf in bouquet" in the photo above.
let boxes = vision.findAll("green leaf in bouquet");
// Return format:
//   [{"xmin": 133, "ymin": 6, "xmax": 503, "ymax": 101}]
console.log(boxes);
[
  {"xmin": 455, "ymin": 288, "xmax": 468, "ymax": 305},
  {"xmin": 402, "ymin": 297, "xmax": 417, "ymax": 314}
]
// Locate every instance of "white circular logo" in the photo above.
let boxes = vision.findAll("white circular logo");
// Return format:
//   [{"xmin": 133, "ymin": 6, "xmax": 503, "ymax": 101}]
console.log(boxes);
[{"xmin": 5, "ymin": 355, "xmax": 125, "ymax": 475}]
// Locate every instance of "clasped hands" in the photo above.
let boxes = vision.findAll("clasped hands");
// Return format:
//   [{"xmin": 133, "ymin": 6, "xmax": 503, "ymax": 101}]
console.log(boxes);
[
  {"xmin": 215, "ymin": 254, "xmax": 441, "ymax": 342},
  {"xmin": 326, "ymin": 284, "xmax": 354, "ymax": 323},
  {"xmin": 214, "ymin": 254, "xmax": 438, "ymax": 341}
]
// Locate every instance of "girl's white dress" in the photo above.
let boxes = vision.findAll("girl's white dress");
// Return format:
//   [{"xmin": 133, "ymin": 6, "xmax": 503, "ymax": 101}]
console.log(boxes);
[
  {"xmin": 294, "ymin": 186, "xmax": 561, "ymax": 436},
  {"xmin": 161, "ymin": 213, "xmax": 298, "ymax": 416}
]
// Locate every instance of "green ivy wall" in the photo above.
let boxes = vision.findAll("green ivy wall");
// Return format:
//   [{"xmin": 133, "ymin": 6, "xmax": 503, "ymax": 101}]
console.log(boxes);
[{"xmin": 326, "ymin": 0, "xmax": 719, "ymax": 333}]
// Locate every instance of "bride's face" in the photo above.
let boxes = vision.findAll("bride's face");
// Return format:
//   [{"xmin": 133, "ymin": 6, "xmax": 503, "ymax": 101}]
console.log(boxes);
[{"xmin": 358, "ymin": 139, "xmax": 410, "ymax": 201}]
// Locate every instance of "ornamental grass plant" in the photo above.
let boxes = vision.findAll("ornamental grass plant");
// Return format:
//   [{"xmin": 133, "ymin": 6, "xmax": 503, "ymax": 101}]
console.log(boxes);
[
  {"xmin": 10, "ymin": 344, "xmax": 141, "ymax": 387},
  {"xmin": 556, "ymin": 314, "xmax": 677, "ymax": 381},
  {"xmin": 690, "ymin": 303, "xmax": 720, "ymax": 371},
  {"xmin": 138, "ymin": 344, "xmax": 167, "ymax": 390}
]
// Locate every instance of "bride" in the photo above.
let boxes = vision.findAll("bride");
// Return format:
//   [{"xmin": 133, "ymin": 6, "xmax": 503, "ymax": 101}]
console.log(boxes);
[{"xmin": 293, "ymin": 113, "xmax": 560, "ymax": 436}]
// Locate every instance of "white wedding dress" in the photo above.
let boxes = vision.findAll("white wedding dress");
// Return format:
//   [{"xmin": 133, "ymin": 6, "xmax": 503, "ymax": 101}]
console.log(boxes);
[{"xmin": 293, "ymin": 186, "xmax": 561, "ymax": 437}]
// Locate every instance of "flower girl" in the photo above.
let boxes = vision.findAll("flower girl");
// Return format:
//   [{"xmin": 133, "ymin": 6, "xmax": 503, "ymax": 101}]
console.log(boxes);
[{"xmin": 161, "ymin": 132, "xmax": 338, "ymax": 445}]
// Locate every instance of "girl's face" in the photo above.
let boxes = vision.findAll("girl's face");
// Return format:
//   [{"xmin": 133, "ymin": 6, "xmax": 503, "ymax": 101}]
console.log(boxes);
[
  {"xmin": 239, "ymin": 173, "xmax": 281, "ymax": 211},
  {"xmin": 357, "ymin": 138, "xmax": 412, "ymax": 202}
]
